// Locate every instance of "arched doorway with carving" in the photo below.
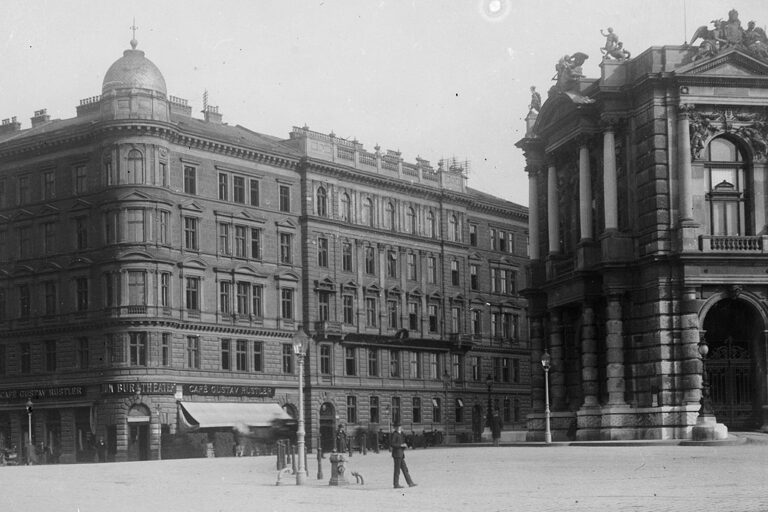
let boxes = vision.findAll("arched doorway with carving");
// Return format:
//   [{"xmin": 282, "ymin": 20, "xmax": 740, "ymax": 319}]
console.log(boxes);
[
  {"xmin": 701, "ymin": 291, "xmax": 767, "ymax": 430},
  {"xmin": 318, "ymin": 402, "xmax": 336, "ymax": 454}
]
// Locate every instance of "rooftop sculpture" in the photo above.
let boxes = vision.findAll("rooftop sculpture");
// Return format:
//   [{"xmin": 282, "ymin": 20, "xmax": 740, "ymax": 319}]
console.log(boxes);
[
  {"xmin": 690, "ymin": 9, "xmax": 768, "ymax": 61},
  {"xmin": 600, "ymin": 27, "xmax": 631, "ymax": 61}
]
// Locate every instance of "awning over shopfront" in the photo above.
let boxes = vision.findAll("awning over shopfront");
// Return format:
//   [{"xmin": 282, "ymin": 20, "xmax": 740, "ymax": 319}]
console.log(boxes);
[{"xmin": 178, "ymin": 402, "xmax": 293, "ymax": 432}]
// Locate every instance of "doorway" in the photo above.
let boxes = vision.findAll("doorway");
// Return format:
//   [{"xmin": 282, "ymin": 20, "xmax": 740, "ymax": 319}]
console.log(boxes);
[{"xmin": 318, "ymin": 402, "xmax": 336, "ymax": 453}]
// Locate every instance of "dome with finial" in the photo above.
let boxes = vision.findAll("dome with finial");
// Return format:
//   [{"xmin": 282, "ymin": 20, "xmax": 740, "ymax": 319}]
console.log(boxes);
[{"xmin": 102, "ymin": 38, "xmax": 167, "ymax": 96}]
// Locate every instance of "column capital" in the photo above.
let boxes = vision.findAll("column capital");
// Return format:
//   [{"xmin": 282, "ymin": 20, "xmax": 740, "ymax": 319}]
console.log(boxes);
[
  {"xmin": 599, "ymin": 115, "xmax": 621, "ymax": 131},
  {"xmin": 525, "ymin": 163, "xmax": 545, "ymax": 177},
  {"xmin": 678, "ymin": 103, "xmax": 696, "ymax": 117}
]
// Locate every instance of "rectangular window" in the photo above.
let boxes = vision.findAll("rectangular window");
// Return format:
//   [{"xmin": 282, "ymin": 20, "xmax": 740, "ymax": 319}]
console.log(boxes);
[
  {"xmin": 185, "ymin": 277, "xmax": 200, "ymax": 311},
  {"xmin": 18, "ymin": 226, "xmax": 31, "ymax": 259},
  {"xmin": 502, "ymin": 358, "xmax": 510, "ymax": 383},
  {"xmin": 451, "ymin": 260, "xmax": 460, "ymax": 286},
  {"xmin": 158, "ymin": 210, "xmax": 170, "ymax": 245},
  {"xmin": 218, "ymin": 223, "xmax": 231, "ymax": 255},
  {"xmin": 184, "ymin": 166, "xmax": 197, "ymax": 194},
  {"xmin": 279, "ymin": 233, "xmax": 292, "ymax": 264},
  {"xmin": 387, "ymin": 300, "xmax": 398, "ymax": 329},
  {"xmin": 235, "ymin": 226, "xmax": 247, "ymax": 258},
  {"xmin": 345, "ymin": 347, "xmax": 357, "ymax": 376},
  {"xmin": 250, "ymin": 179, "xmax": 260, "ymax": 206},
  {"xmin": 370, "ymin": 396, "xmax": 380, "ymax": 424},
  {"xmin": 409, "ymin": 351, "xmax": 422, "ymax": 379},
  {"xmin": 220, "ymin": 281, "xmax": 232, "ymax": 314},
  {"xmin": 18, "ymin": 284, "xmax": 30, "ymax": 318},
  {"xmin": 184, "ymin": 217, "xmax": 199, "ymax": 250},
  {"xmin": 343, "ymin": 294, "xmax": 354, "ymax": 325},
  {"xmin": 18, "ymin": 175, "xmax": 30, "ymax": 204},
  {"xmin": 43, "ymin": 171, "xmax": 55, "ymax": 200},
  {"xmin": 43, "ymin": 222, "xmax": 56, "ymax": 254},
  {"xmin": 129, "ymin": 332, "xmax": 147, "ymax": 366},
  {"xmin": 428, "ymin": 304, "xmax": 439, "ymax": 333},
  {"xmin": 471, "ymin": 309, "xmax": 481, "ymax": 335},
  {"xmin": 279, "ymin": 185, "xmax": 291, "ymax": 212},
  {"xmin": 469, "ymin": 224, "xmax": 477, "ymax": 246},
  {"xmin": 281, "ymin": 288, "xmax": 294, "ymax": 319},
  {"xmin": 252, "ymin": 285, "xmax": 263, "ymax": 318},
  {"xmin": 45, "ymin": 340, "xmax": 57, "ymax": 372},
  {"xmin": 365, "ymin": 297, "xmax": 377, "ymax": 327},
  {"xmin": 471, "ymin": 356, "xmax": 481, "ymax": 381},
  {"xmin": 20, "ymin": 342, "xmax": 31, "ymax": 373},
  {"xmin": 221, "ymin": 339, "xmax": 231, "ymax": 370},
  {"xmin": 236, "ymin": 282, "xmax": 250, "ymax": 315},
  {"xmin": 318, "ymin": 237, "xmax": 328, "ymax": 267},
  {"xmin": 451, "ymin": 307, "xmax": 460, "ymax": 333},
  {"xmin": 320, "ymin": 344, "xmax": 332, "ymax": 375},
  {"xmin": 126, "ymin": 209, "xmax": 146, "ymax": 242},
  {"xmin": 318, "ymin": 292, "xmax": 330, "ymax": 322},
  {"xmin": 44, "ymin": 281, "xmax": 56, "ymax": 316},
  {"xmin": 452, "ymin": 353, "xmax": 463, "ymax": 380},
  {"xmin": 282, "ymin": 344, "xmax": 294, "ymax": 373},
  {"xmin": 407, "ymin": 253, "xmax": 417, "ymax": 281},
  {"xmin": 490, "ymin": 228, "xmax": 497, "ymax": 250},
  {"xmin": 253, "ymin": 341, "xmax": 263, "ymax": 371},
  {"xmin": 408, "ymin": 302, "xmax": 419, "ymax": 331},
  {"xmin": 347, "ymin": 396, "xmax": 357, "ymax": 424},
  {"xmin": 236, "ymin": 340, "xmax": 248, "ymax": 371},
  {"xmin": 387, "ymin": 250, "xmax": 397, "ymax": 278},
  {"xmin": 76, "ymin": 278, "xmax": 89, "ymax": 311},
  {"xmin": 75, "ymin": 217, "xmax": 88, "ymax": 250},
  {"xmin": 412, "ymin": 397, "xmax": 422, "ymax": 424},
  {"xmin": 233, "ymin": 176, "xmax": 245, "ymax": 204},
  {"xmin": 251, "ymin": 228, "xmax": 262, "ymax": 259},
  {"xmin": 499, "ymin": 231, "xmax": 507, "ymax": 252},
  {"xmin": 128, "ymin": 271, "xmax": 146, "ymax": 306},
  {"xmin": 77, "ymin": 337, "xmax": 89, "ymax": 369},
  {"xmin": 186, "ymin": 336, "xmax": 200, "ymax": 368},
  {"xmin": 74, "ymin": 166, "xmax": 87, "ymax": 194},
  {"xmin": 368, "ymin": 348, "xmax": 379, "ymax": 377},
  {"xmin": 470, "ymin": 264, "xmax": 478, "ymax": 290},
  {"xmin": 427, "ymin": 256, "xmax": 436, "ymax": 284},
  {"xmin": 392, "ymin": 396, "xmax": 401, "ymax": 425},
  {"xmin": 428, "ymin": 353, "xmax": 439, "ymax": 379},
  {"xmin": 433, "ymin": 397, "xmax": 442, "ymax": 423},
  {"xmin": 390, "ymin": 349, "xmax": 400, "ymax": 377},
  {"xmin": 512, "ymin": 358, "xmax": 520, "ymax": 383},
  {"xmin": 342, "ymin": 242, "xmax": 352, "ymax": 272},
  {"xmin": 160, "ymin": 273, "xmax": 171, "ymax": 308},
  {"xmin": 364, "ymin": 247, "xmax": 375, "ymax": 275},
  {"xmin": 161, "ymin": 333, "xmax": 171, "ymax": 366},
  {"xmin": 219, "ymin": 173, "xmax": 230, "ymax": 201}
]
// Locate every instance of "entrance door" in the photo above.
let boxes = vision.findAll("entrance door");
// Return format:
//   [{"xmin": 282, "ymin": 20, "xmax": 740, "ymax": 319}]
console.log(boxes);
[
  {"xmin": 708, "ymin": 336, "xmax": 754, "ymax": 428},
  {"xmin": 318, "ymin": 402, "xmax": 335, "ymax": 453},
  {"xmin": 129, "ymin": 424, "xmax": 150, "ymax": 461},
  {"xmin": 471, "ymin": 405, "xmax": 483, "ymax": 442}
]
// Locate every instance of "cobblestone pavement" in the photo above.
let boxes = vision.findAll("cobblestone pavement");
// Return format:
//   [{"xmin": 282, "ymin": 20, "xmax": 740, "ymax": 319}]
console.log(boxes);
[{"xmin": 3, "ymin": 436, "xmax": 767, "ymax": 512}]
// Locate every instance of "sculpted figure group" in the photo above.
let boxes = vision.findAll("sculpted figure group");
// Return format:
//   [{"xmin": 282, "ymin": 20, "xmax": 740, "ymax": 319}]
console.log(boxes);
[{"xmin": 690, "ymin": 9, "xmax": 768, "ymax": 61}]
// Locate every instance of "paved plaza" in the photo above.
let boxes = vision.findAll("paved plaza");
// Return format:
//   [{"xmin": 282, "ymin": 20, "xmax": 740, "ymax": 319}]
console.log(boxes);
[{"xmin": 2, "ymin": 435, "xmax": 767, "ymax": 512}]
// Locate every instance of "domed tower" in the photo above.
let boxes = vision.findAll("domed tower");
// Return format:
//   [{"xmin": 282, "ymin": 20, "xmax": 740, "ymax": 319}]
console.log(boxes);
[{"xmin": 100, "ymin": 37, "xmax": 169, "ymax": 122}]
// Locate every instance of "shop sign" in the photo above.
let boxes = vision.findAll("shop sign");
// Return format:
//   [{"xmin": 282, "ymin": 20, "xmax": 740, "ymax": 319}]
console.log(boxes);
[
  {"xmin": 182, "ymin": 383, "xmax": 275, "ymax": 397},
  {"xmin": 100, "ymin": 382, "xmax": 176, "ymax": 396},
  {"xmin": 0, "ymin": 385, "xmax": 87, "ymax": 402}
]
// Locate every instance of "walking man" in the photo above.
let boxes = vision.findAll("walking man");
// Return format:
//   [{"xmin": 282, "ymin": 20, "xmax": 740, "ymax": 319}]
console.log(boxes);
[{"xmin": 391, "ymin": 422, "xmax": 417, "ymax": 489}]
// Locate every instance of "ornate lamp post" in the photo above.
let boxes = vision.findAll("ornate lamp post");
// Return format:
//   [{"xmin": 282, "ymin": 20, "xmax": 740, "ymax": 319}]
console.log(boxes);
[
  {"xmin": 292, "ymin": 328, "xmax": 310, "ymax": 485},
  {"xmin": 25, "ymin": 399, "xmax": 33, "ymax": 464},
  {"xmin": 698, "ymin": 339, "xmax": 714, "ymax": 417},
  {"xmin": 442, "ymin": 370, "xmax": 451, "ymax": 430},
  {"xmin": 541, "ymin": 351, "xmax": 552, "ymax": 444},
  {"xmin": 485, "ymin": 374, "xmax": 493, "ymax": 440}
]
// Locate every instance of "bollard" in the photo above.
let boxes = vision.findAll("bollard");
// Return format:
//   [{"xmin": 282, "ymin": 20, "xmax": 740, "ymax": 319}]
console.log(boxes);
[
  {"xmin": 291, "ymin": 442, "xmax": 296, "ymax": 474},
  {"xmin": 361, "ymin": 431, "xmax": 367, "ymax": 455},
  {"xmin": 374, "ymin": 431, "xmax": 379, "ymax": 453},
  {"xmin": 316, "ymin": 447, "xmax": 324, "ymax": 480}
]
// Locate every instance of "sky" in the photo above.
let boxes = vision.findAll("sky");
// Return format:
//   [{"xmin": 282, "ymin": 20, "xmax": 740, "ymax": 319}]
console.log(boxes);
[{"xmin": 1, "ymin": 0, "xmax": 766, "ymax": 207}]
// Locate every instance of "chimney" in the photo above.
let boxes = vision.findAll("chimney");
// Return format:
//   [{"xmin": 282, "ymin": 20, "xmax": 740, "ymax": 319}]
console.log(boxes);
[
  {"xmin": 203, "ymin": 105, "xmax": 222, "ymax": 124},
  {"xmin": 0, "ymin": 116, "xmax": 21, "ymax": 135},
  {"xmin": 31, "ymin": 109, "xmax": 51, "ymax": 128}
]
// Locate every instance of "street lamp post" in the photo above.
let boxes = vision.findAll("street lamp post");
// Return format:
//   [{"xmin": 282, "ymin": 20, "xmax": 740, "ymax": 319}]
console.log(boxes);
[
  {"xmin": 25, "ymin": 399, "xmax": 33, "ymax": 464},
  {"xmin": 292, "ymin": 328, "xmax": 310, "ymax": 485},
  {"xmin": 485, "ymin": 374, "xmax": 493, "ymax": 441},
  {"xmin": 698, "ymin": 339, "xmax": 714, "ymax": 417},
  {"xmin": 442, "ymin": 370, "xmax": 450, "ymax": 433},
  {"xmin": 541, "ymin": 351, "xmax": 552, "ymax": 444}
]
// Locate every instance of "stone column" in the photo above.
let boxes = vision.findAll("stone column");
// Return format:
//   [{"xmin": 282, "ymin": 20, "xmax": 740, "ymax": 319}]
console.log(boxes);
[
  {"xmin": 548, "ymin": 311, "xmax": 567, "ymax": 411},
  {"xmin": 547, "ymin": 164, "xmax": 560, "ymax": 254},
  {"xmin": 677, "ymin": 104, "xmax": 694, "ymax": 222},
  {"xmin": 579, "ymin": 143, "xmax": 593, "ymax": 241},
  {"xmin": 581, "ymin": 306, "xmax": 600, "ymax": 407},
  {"xmin": 605, "ymin": 294, "xmax": 627, "ymax": 405},
  {"xmin": 679, "ymin": 287, "xmax": 702, "ymax": 405},
  {"xmin": 602, "ymin": 124, "xmax": 618, "ymax": 231},
  {"xmin": 527, "ymin": 166, "xmax": 540, "ymax": 260}
]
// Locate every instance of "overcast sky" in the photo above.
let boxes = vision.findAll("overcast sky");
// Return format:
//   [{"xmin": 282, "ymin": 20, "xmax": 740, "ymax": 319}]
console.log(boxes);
[{"xmin": 1, "ymin": 0, "xmax": 766, "ymax": 206}]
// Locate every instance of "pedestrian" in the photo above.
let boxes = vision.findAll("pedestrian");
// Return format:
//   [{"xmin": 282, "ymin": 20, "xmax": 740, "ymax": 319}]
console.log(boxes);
[
  {"xmin": 391, "ymin": 422, "xmax": 417, "ymax": 489},
  {"xmin": 491, "ymin": 409, "xmax": 503, "ymax": 447},
  {"xmin": 335, "ymin": 423, "xmax": 348, "ymax": 453},
  {"xmin": 96, "ymin": 437, "xmax": 107, "ymax": 462}
]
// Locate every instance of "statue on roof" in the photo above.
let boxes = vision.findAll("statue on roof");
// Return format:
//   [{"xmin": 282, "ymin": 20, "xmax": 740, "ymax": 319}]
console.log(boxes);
[
  {"xmin": 745, "ymin": 20, "xmax": 768, "ymax": 60},
  {"xmin": 528, "ymin": 86, "xmax": 542, "ymax": 113},
  {"xmin": 600, "ymin": 28, "xmax": 631, "ymax": 60},
  {"xmin": 551, "ymin": 53, "xmax": 589, "ymax": 94},
  {"xmin": 690, "ymin": 10, "xmax": 768, "ymax": 62}
]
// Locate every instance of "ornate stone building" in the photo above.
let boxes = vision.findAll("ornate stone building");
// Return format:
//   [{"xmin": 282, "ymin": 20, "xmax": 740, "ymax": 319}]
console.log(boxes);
[
  {"xmin": 519, "ymin": 10, "xmax": 768, "ymax": 441},
  {"xmin": 0, "ymin": 37, "xmax": 529, "ymax": 462}
]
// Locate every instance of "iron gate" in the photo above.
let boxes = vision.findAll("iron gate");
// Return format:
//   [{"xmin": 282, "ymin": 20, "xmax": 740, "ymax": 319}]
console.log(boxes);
[{"xmin": 707, "ymin": 337, "xmax": 753, "ymax": 428}]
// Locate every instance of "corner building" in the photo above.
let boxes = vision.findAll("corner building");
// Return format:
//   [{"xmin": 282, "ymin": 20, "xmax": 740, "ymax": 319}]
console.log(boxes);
[
  {"xmin": 519, "ymin": 10, "xmax": 768, "ymax": 441},
  {"xmin": 0, "ymin": 39, "xmax": 529, "ymax": 462}
]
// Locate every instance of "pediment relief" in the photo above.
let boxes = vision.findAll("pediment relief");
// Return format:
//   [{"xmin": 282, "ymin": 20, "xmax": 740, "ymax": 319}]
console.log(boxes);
[
  {"xmin": 177, "ymin": 257, "xmax": 207, "ymax": 270},
  {"xmin": 179, "ymin": 200, "xmax": 205, "ymax": 213},
  {"xmin": 274, "ymin": 270, "xmax": 300, "ymax": 282},
  {"xmin": 678, "ymin": 48, "xmax": 768, "ymax": 77}
]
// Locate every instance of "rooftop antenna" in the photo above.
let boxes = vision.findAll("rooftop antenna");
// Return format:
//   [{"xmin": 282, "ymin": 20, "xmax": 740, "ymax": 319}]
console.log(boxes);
[
  {"xmin": 682, "ymin": 0, "xmax": 688, "ymax": 44},
  {"xmin": 130, "ymin": 18, "xmax": 139, "ymax": 49}
]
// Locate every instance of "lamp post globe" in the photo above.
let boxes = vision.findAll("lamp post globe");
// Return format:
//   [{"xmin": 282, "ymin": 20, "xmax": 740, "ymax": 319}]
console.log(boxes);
[
  {"xmin": 292, "ymin": 328, "xmax": 310, "ymax": 485},
  {"xmin": 541, "ymin": 351, "xmax": 552, "ymax": 444}
]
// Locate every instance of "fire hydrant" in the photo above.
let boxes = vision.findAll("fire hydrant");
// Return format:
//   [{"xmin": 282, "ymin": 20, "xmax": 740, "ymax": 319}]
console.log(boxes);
[{"xmin": 328, "ymin": 451, "xmax": 349, "ymax": 486}]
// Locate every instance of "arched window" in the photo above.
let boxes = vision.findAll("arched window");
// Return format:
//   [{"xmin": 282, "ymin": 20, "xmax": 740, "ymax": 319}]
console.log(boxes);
[
  {"xmin": 406, "ymin": 207, "xmax": 416, "ymax": 233},
  {"xmin": 426, "ymin": 211, "xmax": 435, "ymax": 238},
  {"xmin": 316, "ymin": 186, "xmax": 327, "ymax": 217},
  {"xmin": 362, "ymin": 197, "xmax": 374, "ymax": 227},
  {"xmin": 448, "ymin": 215, "xmax": 459, "ymax": 241},
  {"xmin": 705, "ymin": 137, "xmax": 747, "ymax": 236},
  {"xmin": 340, "ymin": 193, "xmax": 351, "ymax": 222},
  {"xmin": 126, "ymin": 149, "xmax": 144, "ymax": 184},
  {"xmin": 385, "ymin": 202, "xmax": 395, "ymax": 231}
]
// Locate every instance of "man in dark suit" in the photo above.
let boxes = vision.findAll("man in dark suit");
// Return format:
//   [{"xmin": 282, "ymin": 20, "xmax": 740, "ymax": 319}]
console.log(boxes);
[{"xmin": 391, "ymin": 422, "xmax": 417, "ymax": 489}]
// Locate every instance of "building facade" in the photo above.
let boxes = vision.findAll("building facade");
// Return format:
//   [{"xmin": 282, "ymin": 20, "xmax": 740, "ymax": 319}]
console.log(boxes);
[
  {"xmin": 519, "ymin": 10, "xmax": 768, "ymax": 441},
  {"xmin": 0, "ymin": 38, "xmax": 529, "ymax": 462}
]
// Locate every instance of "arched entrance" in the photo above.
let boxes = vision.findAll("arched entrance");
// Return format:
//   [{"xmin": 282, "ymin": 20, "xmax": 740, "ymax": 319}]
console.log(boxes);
[
  {"xmin": 471, "ymin": 404, "xmax": 484, "ymax": 442},
  {"xmin": 318, "ymin": 402, "xmax": 336, "ymax": 453},
  {"xmin": 127, "ymin": 404, "xmax": 151, "ymax": 461},
  {"xmin": 702, "ymin": 297, "xmax": 766, "ymax": 429}
]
